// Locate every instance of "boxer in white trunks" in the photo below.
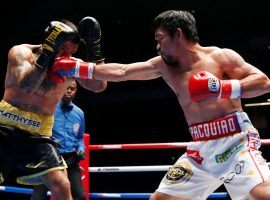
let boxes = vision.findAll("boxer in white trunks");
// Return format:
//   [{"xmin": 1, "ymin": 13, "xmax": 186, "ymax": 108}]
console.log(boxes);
[{"xmin": 51, "ymin": 10, "xmax": 270, "ymax": 200}]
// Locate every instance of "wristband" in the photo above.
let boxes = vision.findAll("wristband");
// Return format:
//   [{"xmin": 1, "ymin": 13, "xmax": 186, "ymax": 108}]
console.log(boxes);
[
  {"xmin": 219, "ymin": 80, "xmax": 242, "ymax": 99},
  {"xmin": 74, "ymin": 61, "xmax": 96, "ymax": 79}
]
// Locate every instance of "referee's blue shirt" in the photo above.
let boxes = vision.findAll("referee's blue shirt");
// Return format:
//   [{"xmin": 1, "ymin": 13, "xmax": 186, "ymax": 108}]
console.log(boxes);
[{"xmin": 53, "ymin": 101, "xmax": 85, "ymax": 154}]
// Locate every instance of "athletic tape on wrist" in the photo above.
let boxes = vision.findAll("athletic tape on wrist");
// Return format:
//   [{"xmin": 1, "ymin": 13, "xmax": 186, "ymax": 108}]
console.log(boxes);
[
  {"xmin": 74, "ymin": 59, "xmax": 81, "ymax": 77},
  {"xmin": 74, "ymin": 60, "xmax": 95, "ymax": 79},
  {"xmin": 218, "ymin": 80, "xmax": 241, "ymax": 99},
  {"xmin": 88, "ymin": 63, "xmax": 95, "ymax": 79},
  {"xmin": 230, "ymin": 80, "xmax": 242, "ymax": 99}
]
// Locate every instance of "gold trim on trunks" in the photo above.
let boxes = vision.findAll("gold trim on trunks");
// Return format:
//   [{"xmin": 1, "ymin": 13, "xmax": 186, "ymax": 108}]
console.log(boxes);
[{"xmin": 0, "ymin": 100, "xmax": 53, "ymax": 136}]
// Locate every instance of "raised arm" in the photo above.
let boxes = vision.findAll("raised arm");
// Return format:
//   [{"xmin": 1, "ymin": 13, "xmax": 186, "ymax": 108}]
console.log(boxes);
[
  {"xmin": 188, "ymin": 48, "xmax": 270, "ymax": 102},
  {"xmin": 76, "ymin": 16, "xmax": 107, "ymax": 92},
  {"xmin": 7, "ymin": 44, "xmax": 47, "ymax": 93},
  {"xmin": 7, "ymin": 21, "xmax": 81, "ymax": 94},
  {"xmin": 218, "ymin": 48, "xmax": 270, "ymax": 98}
]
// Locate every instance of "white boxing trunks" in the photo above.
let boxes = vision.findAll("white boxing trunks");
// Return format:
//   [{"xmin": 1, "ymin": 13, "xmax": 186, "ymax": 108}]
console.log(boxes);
[{"xmin": 156, "ymin": 111, "xmax": 270, "ymax": 200}]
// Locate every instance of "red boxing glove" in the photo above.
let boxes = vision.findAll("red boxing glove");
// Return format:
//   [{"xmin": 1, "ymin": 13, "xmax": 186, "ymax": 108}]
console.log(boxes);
[
  {"xmin": 52, "ymin": 56, "xmax": 95, "ymax": 79},
  {"xmin": 47, "ymin": 70, "xmax": 64, "ymax": 84},
  {"xmin": 189, "ymin": 71, "xmax": 242, "ymax": 102}
]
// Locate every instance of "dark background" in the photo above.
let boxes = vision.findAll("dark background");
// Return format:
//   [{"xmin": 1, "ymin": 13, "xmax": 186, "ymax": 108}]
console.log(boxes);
[{"xmin": 1, "ymin": 0, "xmax": 270, "ymax": 199}]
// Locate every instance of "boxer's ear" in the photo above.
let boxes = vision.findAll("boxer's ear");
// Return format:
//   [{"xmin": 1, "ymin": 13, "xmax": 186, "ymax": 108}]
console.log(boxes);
[{"xmin": 175, "ymin": 28, "xmax": 182, "ymax": 40}]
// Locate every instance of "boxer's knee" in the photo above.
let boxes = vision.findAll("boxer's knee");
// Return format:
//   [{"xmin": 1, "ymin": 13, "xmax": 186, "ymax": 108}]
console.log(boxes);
[
  {"xmin": 150, "ymin": 192, "xmax": 159, "ymax": 200},
  {"xmin": 249, "ymin": 178, "xmax": 270, "ymax": 200},
  {"xmin": 44, "ymin": 170, "xmax": 71, "ymax": 195},
  {"xmin": 54, "ymin": 175, "xmax": 70, "ymax": 192},
  {"xmin": 150, "ymin": 192, "xmax": 171, "ymax": 200},
  {"xmin": 150, "ymin": 191, "xmax": 188, "ymax": 200}
]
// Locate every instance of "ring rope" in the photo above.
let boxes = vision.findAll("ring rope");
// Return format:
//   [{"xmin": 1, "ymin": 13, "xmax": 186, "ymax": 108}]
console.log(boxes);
[
  {"xmin": 89, "ymin": 139, "xmax": 270, "ymax": 150},
  {"xmin": 89, "ymin": 142, "xmax": 190, "ymax": 150},
  {"xmin": 90, "ymin": 163, "xmax": 270, "ymax": 173},
  {"xmin": 90, "ymin": 192, "xmax": 228, "ymax": 199},
  {"xmin": 0, "ymin": 186, "xmax": 228, "ymax": 199},
  {"xmin": 1, "ymin": 137, "xmax": 270, "ymax": 199},
  {"xmin": 90, "ymin": 165, "xmax": 172, "ymax": 172}
]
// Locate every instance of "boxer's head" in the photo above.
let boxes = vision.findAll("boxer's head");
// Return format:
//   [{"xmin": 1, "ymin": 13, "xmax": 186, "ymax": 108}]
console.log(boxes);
[
  {"xmin": 153, "ymin": 10, "xmax": 200, "ymax": 67},
  {"xmin": 153, "ymin": 10, "xmax": 199, "ymax": 43},
  {"xmin": 42, "ymin": 20, "xmax": 82, "ymax": 58},
  {"xmin": 43, "ymin": 20, "xmax": 81, "ymax": 45}
]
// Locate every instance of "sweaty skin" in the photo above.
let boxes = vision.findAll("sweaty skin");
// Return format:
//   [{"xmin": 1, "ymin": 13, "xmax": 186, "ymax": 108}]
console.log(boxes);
[
  {"xmin": 4, "ymin": 43, "xmax": 73, "ymax": 115},
  {"xmin": 75, "ymin": 23, "xmax": 270, "ymax": 200},
  {"xmin": 3, "ymin": 38, "xmax": 107, "ymax": 200},
  {"xmin": 46, "ymin": 13, "xmax": 270, "ymax": 199},
  {"xmin": 4, "ymin": 42, "xmax": 106, "ymax": 115},
  {"xmin": 90, "ymin": 28, "xmax": 270, "ymax": 125}
]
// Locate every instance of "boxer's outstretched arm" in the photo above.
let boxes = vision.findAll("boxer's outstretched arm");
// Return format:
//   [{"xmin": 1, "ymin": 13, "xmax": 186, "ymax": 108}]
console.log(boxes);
[
  {"xmin": 93, "ymin": 60, "xmax": 161, "ymax": 82},
  {"xmin": 52, "ymin": 56, "xmax": 161, "ymax": 82}
]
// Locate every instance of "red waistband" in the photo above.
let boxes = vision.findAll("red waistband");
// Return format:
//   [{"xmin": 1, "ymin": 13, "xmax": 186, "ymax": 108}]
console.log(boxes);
[{"xmin": 189, "ymin": 114, "xmax": 241, "ymax": 141}]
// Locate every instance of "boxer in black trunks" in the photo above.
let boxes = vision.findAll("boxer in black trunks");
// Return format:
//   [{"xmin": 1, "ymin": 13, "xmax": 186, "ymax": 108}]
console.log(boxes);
[{"xmin": 0, "ymin": 18, "xmax": 107, "ymax": 200}]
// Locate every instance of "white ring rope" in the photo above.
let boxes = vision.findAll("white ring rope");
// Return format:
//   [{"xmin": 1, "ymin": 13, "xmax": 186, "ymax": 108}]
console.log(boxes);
[
  {"xmin": 89, "ymin": 139, "xmax": 270, "ymax": 150},
  {"xmin": 90, "ymin": 165, "xmax": 172, "ymax": 172},
  {"xmin": 89, "ymin": 163, "xmax": 270, "ymax": 173}
]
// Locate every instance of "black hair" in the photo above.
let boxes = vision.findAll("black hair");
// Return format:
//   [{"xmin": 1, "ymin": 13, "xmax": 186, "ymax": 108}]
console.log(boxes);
[
  {"xmin": 61, "ymin": 19, "xmax": 81, "ymax": 44},
  {"xmin": 153, "ymin": 10, "xmax": 199, "ymax": 43}
]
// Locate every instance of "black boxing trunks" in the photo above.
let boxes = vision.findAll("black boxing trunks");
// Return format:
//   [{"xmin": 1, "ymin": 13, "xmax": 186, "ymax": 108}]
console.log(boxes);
[{"xmin": 0, "ymin": 125, "xmax": 67, "ymax": 185}]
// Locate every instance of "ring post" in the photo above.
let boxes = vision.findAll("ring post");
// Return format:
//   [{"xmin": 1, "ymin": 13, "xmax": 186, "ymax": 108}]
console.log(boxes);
[{"xmin": 79, "ymin": 133, "xmax": 90, "ymax": 200}]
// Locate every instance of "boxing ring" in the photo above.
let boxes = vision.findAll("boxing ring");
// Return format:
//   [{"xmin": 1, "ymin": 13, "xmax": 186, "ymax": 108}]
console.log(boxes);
[{"xmin": 1, "ymin": 134, "xmax": 270, "ymax": 199}]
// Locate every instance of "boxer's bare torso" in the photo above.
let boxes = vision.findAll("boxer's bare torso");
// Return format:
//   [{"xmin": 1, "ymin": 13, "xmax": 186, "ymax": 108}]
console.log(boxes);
[
  {"xmin": 153, "ymin": 46, "xmax": 242, "ymax": 125},
  {"xmin": 3, "ymin": 44, "xmax": 74, "ymax": 115},
  {"xmin": 93, "ymin": 43, "xmax": 268, "ymax": 125}
]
